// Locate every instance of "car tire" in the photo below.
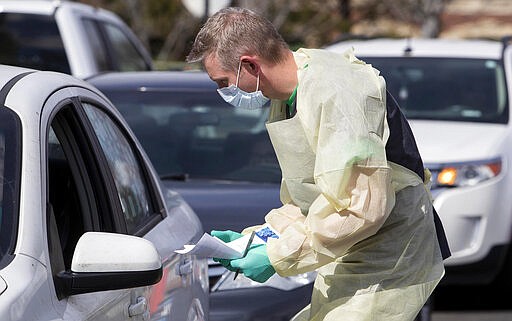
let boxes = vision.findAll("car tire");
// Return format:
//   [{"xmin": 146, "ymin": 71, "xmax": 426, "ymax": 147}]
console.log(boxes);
[{"xmin": 493, "ymin": 246, "xmax": 512, "ymax": 286}]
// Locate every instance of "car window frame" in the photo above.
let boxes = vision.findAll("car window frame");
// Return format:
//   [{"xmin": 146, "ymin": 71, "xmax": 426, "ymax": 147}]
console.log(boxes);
[
  {"xmin": 45, "ymin": 98, "xmax": 119, "ymax": 299},
  {"xmin": 44, "ymin": 89, "xmax": 165, "ymax": 299},
  {"xmin": 0, "ymin": 72, "xmax": 30, "ymax": 270},
  {"xmin": 75, "ymin": 96, "xmax": 166, "ymax": 236},
  {"xmin": 82, "ymin": 17, "xmax": 152, "ymax": 73},
  {"xmin": 47, "ymin": 100, "xmax": 110, "ymax": 231},
  {"xmin": 0, "ymin": 106, "xmax": 22, "ymax": 270},
  {"xmin": 80, "ymin": 17, "xmax": 111, "ymax": 71}
]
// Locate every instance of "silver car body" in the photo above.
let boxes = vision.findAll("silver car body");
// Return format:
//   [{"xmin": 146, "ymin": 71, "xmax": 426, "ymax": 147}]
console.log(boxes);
[{"xmin": 0, "ymin": 65, "xmax": 208, "ymax": 320}]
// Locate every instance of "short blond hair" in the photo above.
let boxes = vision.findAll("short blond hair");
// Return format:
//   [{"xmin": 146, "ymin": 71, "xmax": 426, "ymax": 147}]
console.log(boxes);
[{"xmin": 187, "ymin": 7, "xmax": 289, "ymax": 71}]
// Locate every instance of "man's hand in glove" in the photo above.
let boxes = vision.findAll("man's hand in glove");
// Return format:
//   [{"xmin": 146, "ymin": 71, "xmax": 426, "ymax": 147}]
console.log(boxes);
[
  {"xmin": 211, "ymin": 230, "xmax": 243, "ymax": 272},
  {"xmin": 230, "ymin": 244, "xmax": 276, "ymax": 283},
  {"xmin": 211, "ymin": 230, "xmax": 243, "ymax": 242}
]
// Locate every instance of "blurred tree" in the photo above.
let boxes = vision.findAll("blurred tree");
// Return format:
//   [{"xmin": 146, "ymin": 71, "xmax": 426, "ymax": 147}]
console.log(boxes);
[
  {"xmin": 79, "ymin": 0, "xmax": 191, "ymax": 62},
  {"xmin": 78, "ymin": 0, "xmax": 449, "ymax": 63},
  {"xmin": 357, "ymin": 0, "xmax": 451, "ymax": 38},
  {"xmin": 234, "ymin": 0, "xmax": 349, "ymax": 49},
  {"xmin": 385, "ymin": 0, "xmax": 451, "ymax": 38}
]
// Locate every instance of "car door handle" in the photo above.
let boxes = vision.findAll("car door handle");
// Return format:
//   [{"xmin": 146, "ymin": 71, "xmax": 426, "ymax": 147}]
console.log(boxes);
[
  {"xmin": 178, "ymin": 259, "xmax": 193, "ymax": 276},
  {"xmin": 129, "ymin": 296, "xmax": 149, "ymax": 319}
]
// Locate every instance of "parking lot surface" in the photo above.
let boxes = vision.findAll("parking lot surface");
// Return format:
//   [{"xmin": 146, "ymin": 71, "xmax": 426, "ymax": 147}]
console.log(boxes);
[{"xmin": 433, "ymin": 311, "xmax": 512, "ymax": 321}]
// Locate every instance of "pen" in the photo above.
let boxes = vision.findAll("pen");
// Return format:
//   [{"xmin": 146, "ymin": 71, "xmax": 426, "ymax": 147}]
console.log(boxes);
[{"xmin": 233, "ymin": 231, "xmax": 256, "ymax": 280}]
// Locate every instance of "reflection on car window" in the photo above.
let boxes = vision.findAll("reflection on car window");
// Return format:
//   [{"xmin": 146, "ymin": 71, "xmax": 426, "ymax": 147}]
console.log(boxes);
[
  {"xmin": 82, "ymin": 18, "xmax": 109, "ymax": 71},
  {"xmin": 102, "ymin": 22, "xmax": 148, "ymax": 71},
  {"xmin": 0, "ymin": 108, "xmax": 21, "ymax": 265},
  {"xmin": 0, "ymin": 134, "xmax": 4, "ymax": 217},
  {"xmin": 0, "ymin": 13, "xmax": 71, "ymax": 73},
  {"xmin": 362, "ymin": 57, "xmax": 508, "ymax": 123},
  {"xmin": 103, "ymin": 89, "xmax": 281, "ymax": 183},
  {"xmin": 47, "ymin": 122, "xmax": 87, "ymax": 268},
  {"xmin": 83, "ymin": 103, "xmax": 152, "ymax": 233}
]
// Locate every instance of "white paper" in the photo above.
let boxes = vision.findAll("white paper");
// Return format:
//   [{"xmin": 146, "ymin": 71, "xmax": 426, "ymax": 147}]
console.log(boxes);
[{"xmin": 175, "ymin": 233, "xmax": 264, "ymax": 259}]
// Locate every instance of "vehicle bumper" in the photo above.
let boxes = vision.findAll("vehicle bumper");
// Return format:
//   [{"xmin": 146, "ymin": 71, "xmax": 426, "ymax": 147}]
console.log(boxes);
[
  {"xmin": 432, "ymin": 175, "xmax": 512, "ymax": 278},
  {"xmin": 209, "ymin": 284, "xmax": 313, "ymax": 321},
  {"xmin": 432, "ymin": 176, "xmax": 512, "ymax": 262},
  {"xmin": 440, "ymin": 244, "xmax": 509, "ymax": 285}
]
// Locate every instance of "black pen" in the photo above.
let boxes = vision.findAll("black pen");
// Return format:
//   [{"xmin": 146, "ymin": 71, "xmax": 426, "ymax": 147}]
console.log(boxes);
[{"xmin": 233, "ymin": 231, "xmax": 256, "ymax": 280}]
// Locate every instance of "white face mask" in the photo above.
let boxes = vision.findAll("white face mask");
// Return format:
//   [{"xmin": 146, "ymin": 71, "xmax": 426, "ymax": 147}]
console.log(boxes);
[{"xmin": 217, "ymin": 60, "xmax": 269, "ymax": 109}]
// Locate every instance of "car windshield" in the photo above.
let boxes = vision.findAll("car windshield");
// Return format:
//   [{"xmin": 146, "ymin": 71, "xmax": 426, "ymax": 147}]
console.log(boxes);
[
  {"xmin": 0, "ymin": 12, "xmax": 71, "ymax": 74},
  {"xmin": 103, "ymin": 88, "xmax": 281, "ymax": 183},
  {"xmin": 0, "ymin": 107, "xmax": 21, "ymax": 266},
  {"xmin": 361, "ymin": 57, "xmax": 508, "ymax": 123}
]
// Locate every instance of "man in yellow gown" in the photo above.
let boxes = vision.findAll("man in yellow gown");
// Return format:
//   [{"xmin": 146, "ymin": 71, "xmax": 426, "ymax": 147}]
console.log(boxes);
[{"xmin": 187, "ymin": 7, "xmax": 450, "ymax": 321}]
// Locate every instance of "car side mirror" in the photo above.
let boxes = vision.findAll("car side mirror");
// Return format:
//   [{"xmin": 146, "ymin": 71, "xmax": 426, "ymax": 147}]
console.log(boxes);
[{"xmin": 56, "ymin": 232, "xmax": 162, "ymax": 298}]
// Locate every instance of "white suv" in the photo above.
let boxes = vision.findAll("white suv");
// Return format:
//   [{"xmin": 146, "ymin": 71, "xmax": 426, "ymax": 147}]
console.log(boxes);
[
  {"xmin": 0, "ymin": 0, "xmax": 153, "ymax": 78},
  {"xmin": 326, "ymin": 38, "xmax": 512, "ymax": 286}
]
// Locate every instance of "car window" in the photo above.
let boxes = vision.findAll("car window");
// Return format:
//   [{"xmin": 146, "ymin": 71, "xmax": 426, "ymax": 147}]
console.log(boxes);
[
  {"xmin": 362, "ymin": 57, "xmax": 508, "ymax": 123},
  {"xmin": 0, "ymin": 134, "xmax": 3, "ymax": 215},
  {"xmin": 0, "ymin": 12, "xmax": 71, "ymax": 73},
  {"xmin": 0, "ymin": 132, "xmax": 4, "ymax": 230},
  {"xmin": 101, "ymin": 22, "xmax": 149, "ymax": 71},
  {"xmin": 81, "ymin": 18, "xmax": 110, "ymax": 71},
  {"xmin": 0, "ymin": 107, "xmax": 21, "ymax": 267},
  {"xmin": 102, "ymin": 88, "xmax": 281, "ymax": 183},
  {"xmin": 82, "ymin": 103, "xmax": 155, "ymax": 233},
  {"xmin": 48, "ymin": 121, "xmax": 88, "ymax": 269}
]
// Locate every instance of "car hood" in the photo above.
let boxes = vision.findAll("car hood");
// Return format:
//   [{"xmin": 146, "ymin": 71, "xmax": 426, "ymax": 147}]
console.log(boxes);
[
  {"xmin": 409, "ymin": 120, "xmax": 508, "ymax": 164},
  {"xmin": 162, "ymin": 179, "xmax": 282, "ymax": 234}
]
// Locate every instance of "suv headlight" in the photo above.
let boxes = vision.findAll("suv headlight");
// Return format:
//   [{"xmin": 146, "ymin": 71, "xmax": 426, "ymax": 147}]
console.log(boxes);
[
  {"xmin": 211, "ymin": 270, "xmax": 317, "ymax": 292},
  {"xmin": 429, "ymin": 157, "xmax": 502, "ymax": 188}
]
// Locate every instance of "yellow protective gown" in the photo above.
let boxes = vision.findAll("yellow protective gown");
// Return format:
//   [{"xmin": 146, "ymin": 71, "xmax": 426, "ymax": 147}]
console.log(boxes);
[{"xmin": 248, "ymin": 48, "xmax": 445, "ymax": 321}]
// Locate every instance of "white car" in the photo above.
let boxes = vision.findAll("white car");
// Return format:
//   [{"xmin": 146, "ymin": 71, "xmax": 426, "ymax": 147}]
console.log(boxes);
[
  {"xmin": 0, "ymin": 0, "xmax": 153, "ymax": 78},
  {"xmin": 0, "ymin": 64, "xmax": 208, "ymax": 320},
  {"xmin": 326, "ymin": 38, "xmax": 512, "ymax": 286}
]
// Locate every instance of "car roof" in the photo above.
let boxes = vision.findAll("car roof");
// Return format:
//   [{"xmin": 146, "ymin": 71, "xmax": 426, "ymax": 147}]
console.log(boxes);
[
  {"xmin": 88, "ymin": 71, "xmax": 217, "ymax": 92},
  {"xmin": 326, "ymin": 38, "xmax": 504, "ymax": 60},
  {"xmin": 0, "ymin": 0, "xmax": 115, "ymax": 18},
  {"xmin": 0, "ymin": 64, "xmax": 106, "ymax": 115}
]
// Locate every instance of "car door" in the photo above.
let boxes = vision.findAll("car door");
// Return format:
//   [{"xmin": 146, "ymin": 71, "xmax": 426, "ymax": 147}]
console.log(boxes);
[
  {"xmin": 43, "ymin": 87, "xmax": 164, "ymax": 320},
  {"xmin": 78, "ymin": 101, "xmax": 204, "ymax": 320},
  {"xmin": 82, "ymin": 98, "xmax": 213, "ymax": 320}
]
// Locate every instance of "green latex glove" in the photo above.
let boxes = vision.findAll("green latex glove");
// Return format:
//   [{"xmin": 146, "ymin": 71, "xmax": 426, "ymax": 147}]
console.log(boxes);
[
  {"xmin": 230, "ymin": 244, "xmax": 276, "ymax": 283},
  {"xmin": 211, "ymin": 230, "xmax": 243, "ymax": 242},
  {"xmin": 211, "ymin": 230, "xmax": 243, "ymax": 272}
]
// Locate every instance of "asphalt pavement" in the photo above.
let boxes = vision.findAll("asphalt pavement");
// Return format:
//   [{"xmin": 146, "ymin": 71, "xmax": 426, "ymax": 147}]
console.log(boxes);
[
  {"xmin": 430, "ymin": 283, "xmax": 512, "ymax": 321},
  {"xmin": 432, "ymin": 311, "xmax": 512, "ymax": 321}
]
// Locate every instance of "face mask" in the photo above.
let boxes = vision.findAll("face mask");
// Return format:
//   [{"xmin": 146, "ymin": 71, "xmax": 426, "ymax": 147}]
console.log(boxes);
[{"xmin": 217, "ymin": 61, "xmax": 269, "ymax": 109}]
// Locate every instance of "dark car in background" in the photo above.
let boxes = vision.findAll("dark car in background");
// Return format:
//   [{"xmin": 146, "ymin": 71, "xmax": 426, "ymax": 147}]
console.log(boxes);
[{"xmin": 88, "ymin": 71, "xmax": 315, "ymax": 321}]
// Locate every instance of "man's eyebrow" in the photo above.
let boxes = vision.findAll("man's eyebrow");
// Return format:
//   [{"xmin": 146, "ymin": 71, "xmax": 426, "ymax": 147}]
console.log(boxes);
[{"xmin": 210, "ymin": 76, "xmax": 227, "ymax": 82}]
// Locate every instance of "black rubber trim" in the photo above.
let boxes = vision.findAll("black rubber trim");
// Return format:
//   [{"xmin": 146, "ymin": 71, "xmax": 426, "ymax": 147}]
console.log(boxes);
[
  {"xmin": 0, "ymin": 72, "xmax": 35, "ymax": 105},
  {"xmin": 440, "ymin": 244, "xmax": 508, "ymax": 286},
  {"xmin": 56, "ymin": 267, "xmax": 163, "ymax": 297}
]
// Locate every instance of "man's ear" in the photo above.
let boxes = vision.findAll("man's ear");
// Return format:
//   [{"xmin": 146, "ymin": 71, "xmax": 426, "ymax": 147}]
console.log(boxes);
[{"xmin": 240, "ymin": 56, "xmax": 260, "ymax": 76}]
